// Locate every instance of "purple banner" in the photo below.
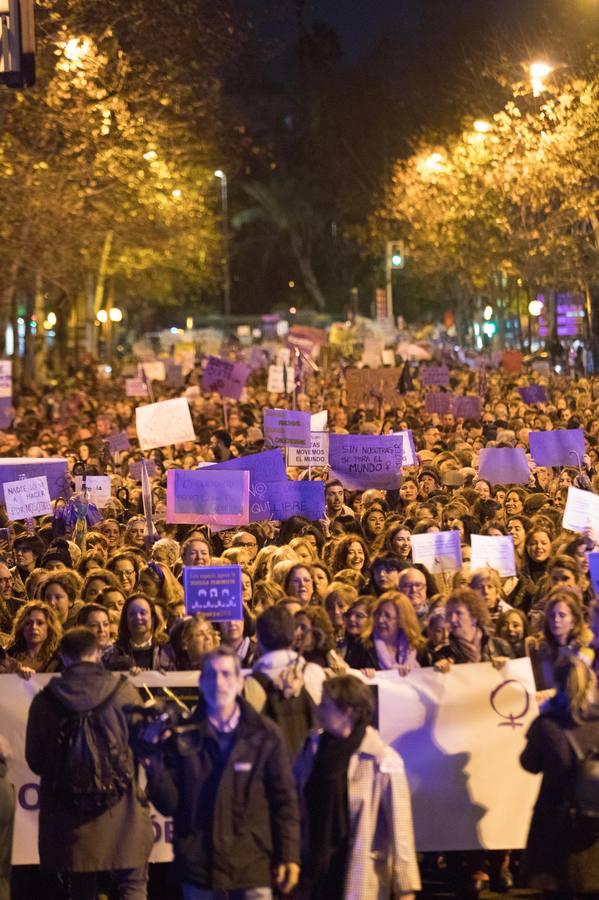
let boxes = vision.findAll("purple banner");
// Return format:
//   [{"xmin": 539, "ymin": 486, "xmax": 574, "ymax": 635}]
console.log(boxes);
[
  {"xmin": 529, "ymin": 429, "xmax": 585, "ymax": 468},
  {"xmin": 425, "ymin": 392, "xmax": 454, "ymax": 414},
  {"xmin": 519, "ymin": 385, "xmax": 547, "ymax": 404},
  {"xmin": 478, "ymin": 448, "xmax": 530, "ymax": 485},
  {"xmin": 453, "ymin": 396, "xmax": 482, "ymax": 419},
  {"xmin": 329, "ymin": 434, "xmax": 404, "ymax": 490}
]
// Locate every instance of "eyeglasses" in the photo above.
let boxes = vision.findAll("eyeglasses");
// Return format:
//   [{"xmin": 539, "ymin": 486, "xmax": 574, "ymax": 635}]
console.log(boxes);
[
  {"xmin": 117, "ymin": 569, "xmax": 135, "ymax": 578},
  {"xmin": 401, "ymin": 582, "xmax": 426, "ymax": 592}
]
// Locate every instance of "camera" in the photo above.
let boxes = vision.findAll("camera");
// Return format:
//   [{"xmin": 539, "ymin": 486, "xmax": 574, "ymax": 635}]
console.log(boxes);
[{"xmin": 126, "ymin": 699, "xmax": 197, "ymax": 758}]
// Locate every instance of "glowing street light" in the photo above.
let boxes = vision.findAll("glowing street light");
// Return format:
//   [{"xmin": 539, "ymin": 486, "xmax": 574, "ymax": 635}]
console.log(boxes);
[
  {"xmin": 109, "ymin": 307, "xmax": 123, "ymax": 322},
  {"xmin": 47, "ymin": 312, "xmax": 57, "ymax": 326},
  {"xmin": 473, "ymin": 119, "xmax": 492, "ymax": 134},
  {"xmin": 483, "ymin": 305, "xmax": 493, "ymax": 321},
  {"xmin": 421, "ymin": 152, "xmax": 446, "ymax": 174},
  {"xmin": 529, "ymin": 61, "xmax": 553, "ymax": 97},
  {"xmin": 171, "ymin": 188, "xmax": 182, "ymax": 199},
  {"xmin": 96, "ymin": 309, "xmax": 108, "ymax": 323},
  {"xmin": 528, "ymin": 299, "xmax": 544, "ymax": 317}
]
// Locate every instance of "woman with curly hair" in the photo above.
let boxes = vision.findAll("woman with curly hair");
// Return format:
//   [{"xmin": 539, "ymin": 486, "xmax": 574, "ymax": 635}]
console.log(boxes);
[
  {"xmin": 347, "ymin": 591, "xmax": 428, "ymax": 674},
  {"xmin": 329, "ymin": 535, "xmax": 370, "ymax": 578},
  {"xmin": 6, "ymin": 602, "xmax": 62, "ymax": 672},
  {"xmin": 434, "ymin": 588, "xmax": 513, "ymax": 670},
  {"xmin": 293, "ymin": 606, "xmax": 343, "ymax": 670},
  {"xmin": 39, "ymin": 570, "xmax": 84, "ymax": 630},
  {"xmin": 107, "ymin": 550, "xmax": 143, "ymax": 598}
]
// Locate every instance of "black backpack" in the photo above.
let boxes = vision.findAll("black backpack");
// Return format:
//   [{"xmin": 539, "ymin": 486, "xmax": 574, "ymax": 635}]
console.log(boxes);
[
  {"xmin": 564, "ymin": 730, "xmax": 599, "ymax": 831},
  {"xmin": 252, "ymin": 666, "xmax": 316, "ymax": 759},
  {"xmin": 48, "ymin": 675, "xmax": 133, "ymax": 817}
]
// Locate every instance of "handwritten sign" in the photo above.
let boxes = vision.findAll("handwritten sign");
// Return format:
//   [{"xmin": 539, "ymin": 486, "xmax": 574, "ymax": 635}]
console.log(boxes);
[
  {"xmin": 164, "ymin": 363, "xmax": 184, "ymax": 389},
  {"xmin": 135, "ymin": 398, "xmax": 196, "ymax": 451},
  {"xmin": 105, "ymin": 432, "xmax": 130, "ymax": 454},
  {"xmin": 166, "ymin": 470, "xmax": 249, "ymax": 526},
  {"xmin": 263, "ymin": 409, "xmax": 311, "ymax": 449},
  {"xmin": 345, "ymin": 367, "xmax": 402, "ymax": 407},
  {"xmin": 288, "ymin": 433, "xmax": 329, "ymax": 467},
  {"xmin": 204, "ymin": 450, "xmax": 286, "ymax": 523},
  {"xmin": 411, "ymin": 530, "xmax": 462, "ymax": 573},
  {"xmin": 267, "ymin": 364, "xmax": 295, "ymax": 394},
  {"xmin": 74, "ymin": 476, "xmax": 112, "ymax": 508},
  {"xmin": 183, "ymin": 565, "xmax": 243, "ymax": 622},
  {"xmin": 202, "ymin": 356, "xmax": 250, "ymax": 400},
  {"xmin": 261, "ymin": 480, "xmax": 325, "ymax": 522},
  {"xmin": 529, "ymin": 429, "xmax": 585, "ymax": 468},
  {"xmin": 4, "ymin": 476, "xmax": 52, "ymax": 521},
  {"xmin": 0, "ymin": 459, "xmax": 70, "ymax": 503},
  {"xmin": 425, "ymin": 392, "xmax": 454, "ymax": 414},
  {"xmin": 129, "ymin": 459, "xmax": 157, "ymax": 481},
  {"xmin": 479, "ymin": 448, "xmax": 530, "ymax": 485},
  {"xmin": 562, "ymin": 486, "xmax": 599, "ymax": 534},
  {"xmin": 422, "ymin": 366, "xmax": 450, "ymax": 386},
  {"xmin": 329, "ymin": 434, "xmax": 404, "ymax": 489},
  {"xmin": 470, "ymin": 534, "xmax": 517, "ymax": 577},
  {"xmin": 126, "ymin": 378, "xmax": 149, "ymax": 398},
  {"xmin": 139, "ymin": 361, "xmax": 166, "ymax": 382}
]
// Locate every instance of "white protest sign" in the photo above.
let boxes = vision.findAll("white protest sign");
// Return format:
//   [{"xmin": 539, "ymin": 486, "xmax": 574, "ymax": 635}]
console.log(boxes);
[
  {"xmin": 126, "ymin": 377, "xmax": 148, "ymax": 398},
  {"xmin": 310, "ymin": 410, "xmax": 328, "ymax": 431},
  {"xmin": 139, "ymin": 361, "xmax": 166, "ymax": 382},
  {"xmin": 562, "ymin": 486, "xmax": 599, "ymax": 534},
  {"xmin": 411, "ymin": 530, "xmax": 462, "ymax": 573},
  {"xmin": 3, "ymin": 662, "xmax": 539, "ymax": 862},
  {"xmin": 393, "ymin": 430, "xmax": 418, "ymax": 467},
  {"xmin": 276, "ymin": 347, "xmax": 292, "ymax": 366},
  {"xmin": 136, "ymin": 398, "xmax": 196, "ymax": 451},
  {"xmin": 288, "ymin": 433, "xmax": 329, "ymax": 467},
  {"xmin": 74, "ymin": 476, "xmax": 112, "ymax": 508},
  {"xmin": 470, "ymin": 534, "xmax": 516, "ymax": 577},
  {"xmin": 0, "ymin": 360, "xmax": 12, "ymax": 399},
  {"xmin": 381, "ymin": 349, "xmax": 396, "ymax": 366},
  {"xmin": 267, "ymin": 364, "xmax": 295, "ymax": 394},
  {"xmin": 376, "ymin": 658, "xmax": 539, "ymax": 850},
  {"xmin": 4, "ymin": 476, "xmax": 52, "ymax": 520}
]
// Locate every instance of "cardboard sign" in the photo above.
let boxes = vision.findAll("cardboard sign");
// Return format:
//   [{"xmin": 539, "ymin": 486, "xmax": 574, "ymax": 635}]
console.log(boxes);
[
  {"xmin": 267, "ymin": 364, "xmax": 295, "ymax": 394},
  {"xmin": 129, "ymin": 459, "xmax": 157, "ymax": 481},
  {"xmin": 164, "ymin": 364, "xmax": 184, "ymax": 389},
  {"xmin": 139, "ymin": 361, "xmax": 166, "ymax": 382},
  {"xmin": 251, "ymin": 479, "xmax": 325, "ymax": 522},
  {"xmin": 411, "ymin": 530, "xmax": 462, "ymax": 573},
  {"xmin": 166, "ymin": 469, "xmax": 249, "ymax": 526},
  {"xmin": 329, "ymin": 434, "xmax": 404, "ymax": 490},
  {"xmin": 453, "ymin": 396, "xmax": 481, "ymax": 419},
  {"xmin": 425, "ymin": 392, "xmax": 454, "ymax": 414},
  {"xmin": 263, "ymin": 409, "xmax": 311, "ymax": 449},
  {"xmin": 74, "ymin": 476, "xmax": 112, "ymax": 508},
  {"xmin": 470, "ymin": 534, "xmax": 517, "ymax": 577},
  {"xmin": 288, "ymin": 433, "xmax": 329, "ymax": 468},
  {"xmin": 529, "ymin": 429, "xmax": 585, "ymax": 468},
  {"xmin": 105, "ymin": 432, "xmax": 130, "ymax": 454},
  {"xmin": 562, "ymin": 487, "xmax": 599, "ymax": 534},
  {"xmin": 0, "ymin": 459, "xmax": 70, "ymax": 503},
  {"xmin": 501, "ymin": 351, "xmax": 523, "ymax": 375},
  {"xmin": 345, "ymin": 367, "xmax": 402, "ymax": 407},
  {"xmin": 311, "ymin": 410, "xmax": 328, "ymax": 431},
  {"xmin": 519, "ymin": 385, "xmax": 547, "ymax": 404},
  {"xmin": 204, "ymin": 450, "xmax": 286, "ymax": 522},
  {"xmin": 422, "ymin": 366, "xmax": 450, "ymax": 386},
  {"xmin": 4, "ymin": 476, "xmax": 52, "ymax": 521},
  {"xmin": 478, "ymin": 448, "xmax": 530, "ymax": 485},
  {"xmin": 126, "ymin": 378, "xmax": 149, "ymax": 398},
  {"xmin": 184, "ymin": 565, "xmax": 243, "ymax": 621},
  {"xmin": 135, "ymin": 398, "xmax": 196, "ymax": 451},
  {"xmin": 202, "ymin": 356, "xmax": 250, "ymax": 400}
]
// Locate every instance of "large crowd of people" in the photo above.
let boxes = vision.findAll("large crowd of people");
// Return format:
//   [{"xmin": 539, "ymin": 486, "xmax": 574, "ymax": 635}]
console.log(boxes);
[{"xmin": 1, "ymin": 342, "xmax": 599, "ymax": 899}]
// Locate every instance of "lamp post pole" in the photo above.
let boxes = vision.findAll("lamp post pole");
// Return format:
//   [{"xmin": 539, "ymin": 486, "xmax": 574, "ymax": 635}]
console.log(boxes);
[{"xmin": 214, "ymin": 169, "xmax": 231, "ymax": 318}]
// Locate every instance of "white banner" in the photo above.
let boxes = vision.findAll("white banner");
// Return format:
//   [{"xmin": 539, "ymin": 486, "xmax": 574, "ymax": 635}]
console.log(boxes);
[
  {"xmin": 3, "ymin": 661, "xmax": 539, "ymax": 864},
  {"xmin": 136, "ymin": 398, "xmax": 196, "ymax": 451}
]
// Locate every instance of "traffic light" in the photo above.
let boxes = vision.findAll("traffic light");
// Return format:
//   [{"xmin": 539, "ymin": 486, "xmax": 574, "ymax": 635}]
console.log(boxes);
[{"xmin": 387, "ymin": 240, "xmax": 405, "ymax": 270}]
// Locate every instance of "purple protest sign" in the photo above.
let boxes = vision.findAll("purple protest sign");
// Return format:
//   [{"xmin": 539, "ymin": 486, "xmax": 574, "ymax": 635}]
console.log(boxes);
[
  {"xmin": 202, "ymin": 356, "xmax": 250, "ymax": 400},
  {"xmin": 529, "ymin": 429, "xmax": 585, "ymax": 468},
  {"xmin": 453, "ymin": 396, "xmax": 482, "ymax": 419},
  {"xmin": 329, "ymin": 434, "xmax": 404, "ymax": 490},
  {"xmin": 165, "ymin": 364, "xmax": 184, "ymax": 389},
  {"xmin": 251, "ymin": 480, "xmax": 325, "ymax": 522},
  {"xmin": 263, "ymin": 409, "xmax": 311, "ymax": 449},
  {"xmin": 129, "ymin": 458, "xmax": 157, "ymax": 481},
  {"xmin": 478, "ymin": 448, "xmax": 530, "ymax": 485},
  {"xmin": 519, "ymin": 385, "xmax": 547, "ymax": 404},
  {"xmin": 421, "ymin": 366, "xmax": 450, "ymax": 386},
  {"xmin": 425, "ymin": 392, "xmax": 454, "ymax": 414},
  {"xmin": 0, "ymin": 458, "xmax": 71, "ymax": 503},
  {"xmin": 204, "ymin": 450, "xmax": 287, "ymax": 522},
  {"xmin": 105, "ymin": 432, "xmax": 130, "ymax": 453}
]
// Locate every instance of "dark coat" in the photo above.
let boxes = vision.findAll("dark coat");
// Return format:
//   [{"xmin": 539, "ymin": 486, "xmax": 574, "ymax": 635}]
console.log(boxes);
[
  {"xmin": 147, "ymin": 695, "xmax": 300, "ymax": 891},
  {"xmin": 344, "ymin": 638, "xmax": 432, "ymax": 671},
  {"xmin": 0, "ymin": 755, "xmax": 14, "ymax": 879},
  {"xmin": 433, "ymin": 632, "xmax": 513, "ymax": 665},
  {"xmin": 520, "ymin": 698, "xmax": 599, "ymax": 893},
  {"xmin": 25, "ymin": 662, "xmax": 153, "ymax": 872}
]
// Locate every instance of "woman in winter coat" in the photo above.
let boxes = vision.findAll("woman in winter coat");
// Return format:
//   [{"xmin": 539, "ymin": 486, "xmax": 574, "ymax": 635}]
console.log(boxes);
[
  {"xmin": 521, "ymin": 654, "xmax": 599, "ymax": 897},
  {"xmin": 294, "ymin": 674, "xmax": 420, "ymax": 900}
]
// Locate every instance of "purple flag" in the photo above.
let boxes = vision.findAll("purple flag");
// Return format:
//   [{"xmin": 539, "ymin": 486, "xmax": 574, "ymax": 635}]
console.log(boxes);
[
  {"xmin": 519, "ymin": 385, "xmax": 547, "ymax": 404},
  {"xmin": 329, "ymin": 434, "xmax": 405, "ymax": 490},
  {"xmin": 529, "ymin": 429, "xmax": 585, "ymax": 468},
  {"xmin": 422, "ymin": 366, "xmax": 450, "ymax": 386},
  {"xmin": 478, "ymin": 448, "xmax": 530, "ymax": 485},
  {"xmin": 453, "ymin": 396, "xmax": 482, "ymax": 419},
  {"xmin": 202, "ymin": 356, "xmax": 250, "ymax": 400},
  {"xmin": 425, "ymin": 392, "xmax": 454, "ymax": 414}
]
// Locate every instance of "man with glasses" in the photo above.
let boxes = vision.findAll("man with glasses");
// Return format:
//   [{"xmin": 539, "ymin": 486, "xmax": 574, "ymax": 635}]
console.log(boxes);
[
  {"xmin": 398, "ymin": 568, "xmax": 429, "ymax": 626},
  {"xmin": 231, "ymin": 531, "xmax": 259, "ymax": 563},
  {"xmin": 0, "ymin": 563, "xmax": 18, "ymax": 636}
]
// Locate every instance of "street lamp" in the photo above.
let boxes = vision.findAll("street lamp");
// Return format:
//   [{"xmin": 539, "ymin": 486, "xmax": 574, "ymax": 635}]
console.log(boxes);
[
  {"xmin": 214, "ymin": 169, "xmax": 231, "ymax": 318},
  {"xmin": 109, "ymin": 307, "xmax": 122, "ymax": 322},
  {"xmin": 473, "ymin": 119, "xmax": 492, "ymax": 134},
  {"xmin": 529, "ymin": 61, "xmax": 553, "ymax": 97},
  {"xmin": 96, "ymin": 309, "xmax": 108, "ymax": 323}
]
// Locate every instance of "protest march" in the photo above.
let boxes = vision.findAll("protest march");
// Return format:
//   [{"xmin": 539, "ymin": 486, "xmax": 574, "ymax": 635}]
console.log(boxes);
[{"xmin": 0, "ymin": 328, "xmax": 598, "ymax": 900}]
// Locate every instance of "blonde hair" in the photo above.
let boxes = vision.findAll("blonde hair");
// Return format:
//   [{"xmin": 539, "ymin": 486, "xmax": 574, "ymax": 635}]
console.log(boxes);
[{"xmin": 367, "ymin": 591, "xmax": 426, "ymax": 650}]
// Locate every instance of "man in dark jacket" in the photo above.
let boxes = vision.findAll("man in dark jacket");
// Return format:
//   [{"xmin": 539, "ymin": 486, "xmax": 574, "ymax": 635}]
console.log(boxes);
[
  {"xmin": 0, "ymin": 735, "xmax": 14, "ymax": 900},
  {"xmin": 25, "ymin": 627, "xmax": 153, "ymax": 900},
  {"xmin": 145, "ymin": 644, "xmax": 300, "ymax": 900}
]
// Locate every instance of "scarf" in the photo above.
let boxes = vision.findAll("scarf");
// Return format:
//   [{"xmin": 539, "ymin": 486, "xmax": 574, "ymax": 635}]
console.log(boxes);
[
  {"xmin": 374, "ymin": 633, "xmax": 419, "ymax": 670},
  {"xmin": 453, "ymin": 627, "xmax": 483, "ymax": 663},
  {"xmin": 304, "ymin": 722, "xmax": 367, "ymax": 900}
]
